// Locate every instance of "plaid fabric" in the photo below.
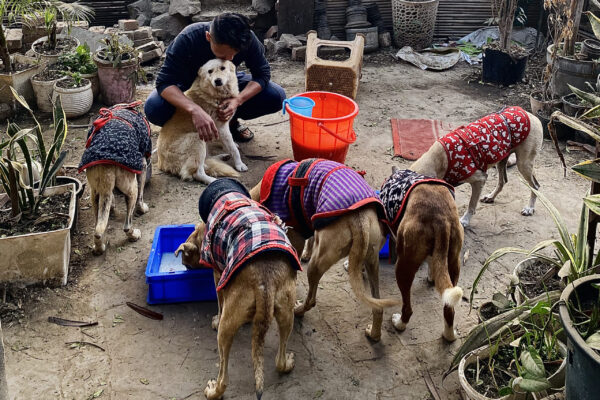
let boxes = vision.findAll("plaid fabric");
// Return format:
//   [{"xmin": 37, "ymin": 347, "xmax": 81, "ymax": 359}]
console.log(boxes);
[
  {"xmin": 438, "ymin": 106, "xmax": 530, "ymax": 186},
  {"xmin": 198, "ymin": 192, "xmax": 301, "ymax": 291},
  {"xmin": 260, "ymin": 159, "xmax": 384, "ymax": 233},
  {"xmin": 79, "ymin": 102, "xmax": 152, "ymax": 174},
  {"xmin": 380, "ymin": 169, "xmax": 454, "ymax": 231}
]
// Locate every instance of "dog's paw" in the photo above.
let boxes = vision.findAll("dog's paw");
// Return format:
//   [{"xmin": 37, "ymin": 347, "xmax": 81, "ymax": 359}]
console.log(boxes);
[
  {"xmin": 204, "ymin": 379, "xmax": 221, "ymax": 400},
  {"xmin": 92, "ymin": 242, "xmax": 106, "ymax": 255},
  {"xmin": 211, "ymin": 314, "xmax": 220, "ymax": 331},
  {"xmin": 459, "ymin": 214, "xmax": 471, "ymax": 227},
  {"xmin": 365, "ymin": 324, "xmax": 381, "ymax": 342},
  {"xmin": 343, "ymin": 260, "xmax": 349, "ymax": 272},
  {"xmin": 235, "ymin": 162, "xmax": 248, "ymax": 172},
  {"xmin": 277, "ymin": 352, "xmax": 295, "ymax": 373},
  {"xmin": 127, "ymin": 228, "xmax": 141, "ymax": 242},
  {"xmin": 391, "ymin": 313, "xmax": 407, "ymax": 332},
  {"xmin": 521, "ymin": 207, "xmax": 535, "ymax": 216},
  {"xmin": 442, "ymin": 326, "xmax": 458, "ymax": 342},
  {"xmin": 301, "ymin": 247, "xmax": 313, "ymax": 262},
  {"xmin": 480, "ymin": 195, "xmax": 495, "ymax": 203},
  {"xmin": 294, "ymin": 300, "xmax": 306, "ymax": 317},
  {"xmin": 136, "ymin": 202, "xmax": 149, "ymax": 215}
]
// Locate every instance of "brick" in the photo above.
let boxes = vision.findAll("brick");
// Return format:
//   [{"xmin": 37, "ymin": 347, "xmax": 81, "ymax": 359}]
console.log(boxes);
[
  {"xmin": 136, "ymin": 41, "xmax": 158, "ymax": 52},
  {"xmin": 89, "ymin": 26, "xmax": 106, "ymax": 34},
  {"xmin": 118, "ymin": 19, "xmax": 139, "ymax": 31},
  {"xmin": 265, "ymin": 25, "xmax": 278, "ymax": 39},
  {"xmin": 133, "ymin": 27, "xmax": 153, "ymax": 40},
  {"xmin": 291, "ymin": 45, "xmax": 306, "ymax": 61},
  {"xmin": 275, "ymin": 40, "xmax": 289, "ymax": 54},
  {"xmin": 139, "ymin": 48, "xmax": 163, "ymax": 63},
  {"xmin": 121, "ymin": 30, "xmax": 136, "ymax": 40},
  {"xmin": 104, "ymin": 27, "xmax": 119, "ymax": 35},
  {"xmin": 280, "ymin": 33, "xmax": 302, "ymax": 48},
  {"xmin": 6, "ymin": 29, "xmax": 23, "ymax": 52},
  {"xmin": 151, "ymin": 28, "xmax": 166, "ymax": 40},
  {"xmin": 264, "ymin": 38, "xmax": 276, "ymax": 56},
  {"xmin": 133, "ymin": 37, "xmax": 153, "ymax": 47},
  {"xmin": 156, "ymin": 41, "xmax": 166, "ymax": 52}
]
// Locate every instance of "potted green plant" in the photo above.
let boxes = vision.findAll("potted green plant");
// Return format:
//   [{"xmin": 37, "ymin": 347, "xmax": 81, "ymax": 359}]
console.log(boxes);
[
  {"xmin": 30, "ymin": 65, "xmax": 66, "ymax": 113},
  {"xmin": 28, "ymin": 2, "xmax": 92, "ymax": 65},
  {"xmin": 0, "ymin": 0, "xmax": 48, "ymax": 105},
  {"xmin": 557, "ymin": 274, "xmax": 600, "ymax": 398},
  {"xmin": 481, "ymin": 0, "xmax": 529, "ymax": 86},
  {"xmin": 93, "ymin": 34, "xmax": 140, "ymax": 106},
  {"xmin": 56, "ymin": 44, "xmax": 99, "ymax": 99},
  {"xmin": 53, "ymin": 71, "xmax": 92, "ymax": 118},
  {"xmin": 455, "ymin": 296, "xmax": 567, "ymax": 399},
  {"xmin": 0, "ymin": 87, "xmax": 75, "ymax": 286},
  {"xmin": 479, "ymin": 292, "xmax": 516, "ymax": 323}
]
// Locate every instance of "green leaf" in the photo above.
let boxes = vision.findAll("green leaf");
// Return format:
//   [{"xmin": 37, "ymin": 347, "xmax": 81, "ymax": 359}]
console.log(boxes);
[
  {"xmin": 520, "ymin": 347, "xmax": 546, "ymax": 379},
  {"xmin": 550, "ymin": 111, "xmax": 600, "ymax": 142},
  {"xmin": 584, "ymin": 194, "xmax": 600, "ymax": 216},
  {"xmin": 491, "ymin": 292, "xmax": 512, "ymax": 309},
  {"xmin": 530, "ymin": 301, "xmax": 551, "ymax": 316},
  {"xmin": 514, "ymin": 376, "xmax": 551, "ymax": 392},
  {"xmin": 9, "ymin": 86, "xmax": 32, "ymax": 112},
  {"xmin": 573, "ymin": 159, "xmax": 600, "ymax": 183},
  {"xmin": 569, "ymin": 84, "xmax": 600, "ymax": 106},
  {"xmin": 586, "ymin": 331, "xmax": 600, "ymax": 350},
  {"xmin": 587, "ymin": 11, "xmax": 600, "ymax": 42},
  {"xmin": 498, "ymin": 386, "xmax": 513, "ymax": 396},
  {"xmin": 582, "ymin": 104, "xmax": 600, "ymax": 119}
]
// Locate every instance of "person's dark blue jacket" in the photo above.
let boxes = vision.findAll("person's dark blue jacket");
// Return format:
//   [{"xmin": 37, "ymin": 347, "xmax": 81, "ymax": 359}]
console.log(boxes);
[{"xmin": 155, "ymin": 22, "xmax": 270, "ymax": 96}]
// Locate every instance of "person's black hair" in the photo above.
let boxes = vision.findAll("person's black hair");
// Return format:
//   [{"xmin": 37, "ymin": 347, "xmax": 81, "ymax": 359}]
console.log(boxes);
[{"xmin": 210, "ymin": 13, "xmax": 252, "ymax": 52}]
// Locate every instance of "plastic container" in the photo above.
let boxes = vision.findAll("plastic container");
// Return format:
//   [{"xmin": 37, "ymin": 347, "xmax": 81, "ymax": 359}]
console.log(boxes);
[
  {"xmin": 286, "ymin": 91, "xmax": 358, "ymax": 163},
  {"xmin": 379, "ymin": 235, "xmax": 390, "ymax": 259},
  {"xmin": 282, "ymin": 96, "xmax": 315, "ymax": 117},
  {"xmin": 145, "ymin": 224, "xmax": 217, "ymax": 304}
]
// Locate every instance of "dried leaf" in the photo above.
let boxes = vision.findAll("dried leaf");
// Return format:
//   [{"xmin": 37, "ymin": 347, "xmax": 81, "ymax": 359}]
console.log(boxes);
[
  {"xmin": 140, "ymin": 378, "xmax": 149, "ymax": 385},
  {"xmin": 48, "ymin": 316, "xmax": 98, "ymax": 327},
  {"xmin": 126, "ymin": 302, "xmax": 163, "ymax": 320}
]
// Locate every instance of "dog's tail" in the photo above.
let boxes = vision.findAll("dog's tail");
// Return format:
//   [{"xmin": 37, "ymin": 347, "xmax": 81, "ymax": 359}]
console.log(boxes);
[
  {"xmin": 347, "ymin": 213, "xmax": 401, "ymax": 310},
  {"xmin": 430, "ymin": 224, "xmax": 463, "ymax": 309},
  {"xmin": 252, "ymin": 280, "xmax": 274, "ymax": 400},
  {"xmin": 205, "ymin": 157, "xmax": 240, "ymax": 178}
]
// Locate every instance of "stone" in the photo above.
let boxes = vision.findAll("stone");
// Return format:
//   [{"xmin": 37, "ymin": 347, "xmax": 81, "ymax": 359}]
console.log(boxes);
[
  {"xmin": 295, "ymin": 34, "xmax": 307, "ymax": 44},
  {"xmin": 128, "ymin": 0, "xmax": 151, "ymax": 19},
  {"xmin": 104, "ymin": 27, "xmax": 119, "ymax": 35},
  {"xmin": 139, "ymin": 48, "xmax": 163, "ymax": 63},
  {"xmin": 151, "ymin": 2, "xmax": 169, "ymax": 15},
  {"xmin": 169, "ymin": 0, "xmax": 201, "ymax": 18},
  {"xmin": 136, "ymin": 14, "xmax": 152, "ymax": 27},
  {"xmin": 152, "ymin": 29, "xmax": 166, "ymax": 40},
  {"xmin": 119, "ymin": 19, "xmax": 139, "ymax": 31},
  {"xmin": 134, "ymin": 27, "xmax": 153, "ymax": 40},
  {"xmin": 71, "ymin": 27, "xmax": 133, "ymax": 53},
  {"xmin": 6, "ymin": 29, "xmax": 23, "ymax": 53},
  {"xmin": 253, "ymin": 0, "xmax": 275, "ymax": 14},
  {"xmin": 291, "ymin": 45, "xmax": 306, "ymax": 61},
  {"xmin": 122, "ymin": 30, "xmax": 136, "ymax": 40},
  {"xmin": 156, "ymin": 41, "xmax": 165, "ymax": 52},
  {"xmin": 150, "ymin": 13, "xmax": 187, "ymax": 42},
  {"xmin": 89, "ymin": 26, "xmax": 106, "ymax": 34},
  {"xmin": 280, "ymin": 33, "xmax": 302, "ymax": 48},
  {"xmin": 275, "ymin": 40, "xmax": 288, "ymax": 54},
  {"xmin": 265, "ymin": 25, "xmax": 278, "ymax": 39},
  {"xmin": 135, "ymin": 41, "xmax": 158, "ymax": 52},
  {"xmin": 264, "ymin": 38, "xmax": 276, "ymax": 56}
]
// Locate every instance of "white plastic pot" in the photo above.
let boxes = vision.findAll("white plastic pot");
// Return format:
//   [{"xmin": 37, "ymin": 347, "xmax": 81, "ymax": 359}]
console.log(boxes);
[
  {"xmin": 53, "ymin": 78, "xmax": 93, "ymax": 118},
  {"xmin": 31, "ymin": 73, "xmax": 66, "ymax": 113}
]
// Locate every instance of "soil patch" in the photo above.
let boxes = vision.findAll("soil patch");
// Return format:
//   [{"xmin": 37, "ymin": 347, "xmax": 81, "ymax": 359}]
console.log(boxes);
[
  {"xmin": 0, "ymin": 192, "xmax": 71, "ymax": 237},
  {"xmin": 55, "ymin": 77, "xmax": 89, "ymax": 89},
  {"xmin": 465, "ymin": 345, "xmax": 514, "ymax": 397},
  {"xmin": 479, "ymin": 302, "xmax": 500, "ymax": 321},
  {"xmin": 33, "ymin": 37, "xmax": 78, "ymax": 56},
  {"xmin": 32, "ymin": 68, "xmax": 65, "ymax": 82},
  {"xmin": 517, "ymin": 259, "xmax": 562, "ymax": 299}
]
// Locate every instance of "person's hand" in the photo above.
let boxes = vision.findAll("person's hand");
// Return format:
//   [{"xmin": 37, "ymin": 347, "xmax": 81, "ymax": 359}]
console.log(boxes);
[
  {"xmin": 190, "ymin": 105, "xmax": 218, "ymax": 141},
  {"xmin": 218, "ymin": 97, "xmax": 241, "ymax": 121}
]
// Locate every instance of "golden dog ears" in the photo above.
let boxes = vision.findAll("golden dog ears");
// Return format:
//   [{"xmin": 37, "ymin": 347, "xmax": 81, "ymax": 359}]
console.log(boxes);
[{"xmin": 174, "ymin": 242, "xmax": 198, "ymax": 258}]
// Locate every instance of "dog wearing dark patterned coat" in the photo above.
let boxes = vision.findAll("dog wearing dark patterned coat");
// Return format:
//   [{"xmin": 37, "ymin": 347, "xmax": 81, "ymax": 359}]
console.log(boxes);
[
  {"xmin": 79, "ymin": 102, "xmax": 151, "ymax": 255},
  {"xmin": 175, "ymin": 179, "xmax": 301, "ymax": 400},
  {"xmin": 249, "ymin": 158, "xmax": 399, "ymax": 342},
  {"xmin": 380, "ymin": 167, "xmax": 464, "ymax": 341},
  {"xmin": 410, "ymin": 106, "xmax": 543, "ymax": 227}
]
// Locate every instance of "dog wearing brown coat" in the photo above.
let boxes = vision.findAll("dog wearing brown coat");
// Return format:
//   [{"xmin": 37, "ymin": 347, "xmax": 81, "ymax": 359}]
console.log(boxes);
[
  {"xmin": 380, "ymin": 167, "xmax": 464, "ymax": 341},
  {"xmin": 410, "ymin": 106, "xmax": 543, "ymax": 227}
]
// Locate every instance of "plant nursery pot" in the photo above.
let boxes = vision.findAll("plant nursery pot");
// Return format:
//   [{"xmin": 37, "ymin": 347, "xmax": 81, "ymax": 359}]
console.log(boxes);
[
  {"xmin": 482, "ymin": 48, "xmax": 528, "ymax": 86},
  {"xmin": 582, "ymin": 39, "xmax": 600, "ymax": 60},
  {"xmin": 477, "ymin": 301, "xmax": 500, "ymax": 323},
  {"xmin": 0, "ymin": 54, "xmax": 45, "ymax": 105},
  {"xmin": 31, "ymin": 35, "xmax": 79, "ymax": 65},
  {"xmin": 512, "ymin": 258, "xmax": 563, "ymax": 305},
  {"xmin": 31, "ymin": 73, "xmax": 66, "ymax": 113},
  {"xmin": 552, "ymin": 54, "xmax": 600, "ymax": 97},
  {"xmin": 0, "ymin": 183, "xmax": 75, "ymax": 286},
  {"xmin": 458, "ymin": 343, "xmax": 567, "ymax": 400},
  {"xmin": 34, "ymin": 176, "xmax": 84, "ymax": 233},
  {"xmin": 94, "ymin": 54, "xmax": 138, "ymax": 106},
  {"xmin": 346, "ymin": 27, "xmax": 378, "ymax": 53},
  {"xmin": 558, "ymin": 275, "xmax": 600, "ymax": 399},
  {"xmin": 53, "ymin": 78, "xmax": 93, "ymax": 118},
  {"xmin": 81, "ymin": 71, "xmax": 100, "ymax": 100},
  {"xmin": 561, "ymin": 93, "xmax": 588, "ymax": 117},
  {"xmin": 529, "ymin": 91, "xmax": 561, "ymax": 116}
]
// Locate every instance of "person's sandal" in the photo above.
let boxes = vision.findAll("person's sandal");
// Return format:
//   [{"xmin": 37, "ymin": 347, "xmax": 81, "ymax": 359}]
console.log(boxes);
[{"xmin": 231, "ymin": 123, "xmax": 254, "ymax": 143}]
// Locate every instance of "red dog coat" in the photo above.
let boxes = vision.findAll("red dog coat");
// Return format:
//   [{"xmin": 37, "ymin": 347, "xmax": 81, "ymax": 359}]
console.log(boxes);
[{"xmin": 438, "ymin": 106, "xmax": 530, "ymax": 186}]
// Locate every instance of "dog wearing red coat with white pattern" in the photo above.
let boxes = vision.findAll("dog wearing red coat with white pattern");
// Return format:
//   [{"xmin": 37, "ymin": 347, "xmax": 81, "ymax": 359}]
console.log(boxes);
[{"xmin": 410, "ymin": 106, "xmax": 543, "ymax": 227}]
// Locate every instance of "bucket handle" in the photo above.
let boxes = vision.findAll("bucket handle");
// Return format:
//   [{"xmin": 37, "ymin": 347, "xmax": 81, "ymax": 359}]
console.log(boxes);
[{"xmin": 317, "ymin": 122, "xmax": 357, "ymax": 144}]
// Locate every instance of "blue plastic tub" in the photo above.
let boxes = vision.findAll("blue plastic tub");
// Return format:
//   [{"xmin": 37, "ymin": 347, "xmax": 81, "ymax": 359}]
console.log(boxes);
[
  {"xmin": 379, "ymin": 235, "xmax": 391, "ymax": 259},
  {"xmin": 145, "ymin": 224, "xmax": 217, "ymax": 304}
]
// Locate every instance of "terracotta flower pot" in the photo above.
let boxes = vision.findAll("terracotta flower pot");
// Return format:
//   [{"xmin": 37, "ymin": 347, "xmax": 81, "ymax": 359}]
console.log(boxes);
[{"xmin": 93, "ymin": 53, "xmax": 138, "ymax": 106}]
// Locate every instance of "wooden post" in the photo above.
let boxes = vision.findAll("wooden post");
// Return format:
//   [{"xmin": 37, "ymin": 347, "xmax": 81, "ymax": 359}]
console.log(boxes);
[{"xmin": 566, "ymin": 0, "xmax": 585, "ymax": 55}]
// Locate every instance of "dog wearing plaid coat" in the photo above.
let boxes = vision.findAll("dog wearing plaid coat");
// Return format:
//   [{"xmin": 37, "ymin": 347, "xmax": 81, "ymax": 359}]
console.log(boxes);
[
  {"xmin": 410, "ymin": 106, "xmax": 543, "ymax": 227},
  {"xmin": 175, "ymin": 179, "xmax": 301, "ymax": 400}
]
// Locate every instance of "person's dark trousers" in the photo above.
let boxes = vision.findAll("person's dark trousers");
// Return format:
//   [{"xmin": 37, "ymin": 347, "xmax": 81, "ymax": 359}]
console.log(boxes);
[{"xmin": 144, "ymin": 72, "xmax": 286, "ymax": 127}]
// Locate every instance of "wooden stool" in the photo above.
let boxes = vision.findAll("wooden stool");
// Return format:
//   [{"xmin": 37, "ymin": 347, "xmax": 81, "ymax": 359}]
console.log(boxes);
[{"xmin": 305, "ymin": 30, "xmax": 365, "ymax": 99}]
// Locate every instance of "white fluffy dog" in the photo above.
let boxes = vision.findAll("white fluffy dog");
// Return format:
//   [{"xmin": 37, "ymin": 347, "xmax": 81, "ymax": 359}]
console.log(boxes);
[{"xmin": 157, "ymin": 59, "xmax": 248, "ymax": 184}]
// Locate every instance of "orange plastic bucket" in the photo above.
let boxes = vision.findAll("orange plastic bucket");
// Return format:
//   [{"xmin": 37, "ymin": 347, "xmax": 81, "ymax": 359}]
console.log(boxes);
[{"xmin": 285, "ymin": 91, "xmax": 358, "ymax": 163}]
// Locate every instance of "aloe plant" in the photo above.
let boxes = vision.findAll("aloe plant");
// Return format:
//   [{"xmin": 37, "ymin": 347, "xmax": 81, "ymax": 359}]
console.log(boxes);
[{"xmin": 0, "ymin": 86, "xmax": 68, "ymax": 221}]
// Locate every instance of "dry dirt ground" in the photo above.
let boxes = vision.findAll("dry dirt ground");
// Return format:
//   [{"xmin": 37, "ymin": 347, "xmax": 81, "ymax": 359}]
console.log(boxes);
[{"xmin": 1, "ymin": 51, "xmax": 593, "ymax": 400}]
